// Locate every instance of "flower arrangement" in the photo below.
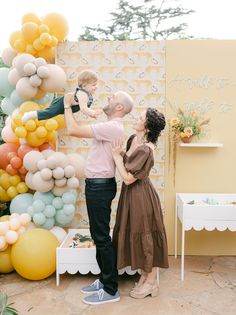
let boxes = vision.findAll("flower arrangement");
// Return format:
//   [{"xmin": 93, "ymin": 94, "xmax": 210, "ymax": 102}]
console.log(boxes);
[{"xmin": 170, "ymin": 108, "xmax": 210, "ymax": 142}]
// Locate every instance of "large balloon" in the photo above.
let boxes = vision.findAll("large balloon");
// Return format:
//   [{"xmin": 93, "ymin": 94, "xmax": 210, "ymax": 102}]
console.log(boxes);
[
  {"xmin": 1, "ymin": 97, "xmax": 17, "ymax": 116},
  {"xmin": 10, "ymin": 193, "xmax": 33, "ymax": 214},
  {"xmin": 41, "ymin": 13, "xmax": 69, "ymax": 41},
  {"xmin": 0, "ymin": 246, "xmax": 14, "ymax": 273},
  {"xmin": 0, "ymin": 68, "xmax": 14, "ymax": 97},
  {"xmin": 1, "ymin": 47, "xmax": 17, "ymax": 67},
  {"xmin": 11, "ymin": 228, "xmax": 59, "ymax": 280}
]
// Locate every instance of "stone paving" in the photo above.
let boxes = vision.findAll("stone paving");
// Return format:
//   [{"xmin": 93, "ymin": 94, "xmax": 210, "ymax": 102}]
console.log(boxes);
[{"xmin": 1, "ymin": 256, "xmax": 236, "ymax": 315}]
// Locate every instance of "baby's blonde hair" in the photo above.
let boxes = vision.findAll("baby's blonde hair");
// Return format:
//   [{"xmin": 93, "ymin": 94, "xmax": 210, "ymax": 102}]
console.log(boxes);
[{"xmin": 77, "ymin": 70, "xmax": 98, "ymax": 87}]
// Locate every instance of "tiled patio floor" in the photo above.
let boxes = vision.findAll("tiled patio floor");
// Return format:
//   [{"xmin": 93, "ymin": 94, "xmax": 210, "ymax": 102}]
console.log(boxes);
[{"xmin": 1, "ymin": 256, "xmax": 236, "ymax": 315}]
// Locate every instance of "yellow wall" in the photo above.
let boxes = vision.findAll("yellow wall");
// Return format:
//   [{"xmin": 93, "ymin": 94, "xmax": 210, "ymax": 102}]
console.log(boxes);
[{"xmin": 165, "ymin": 40, "xmax": 236, "ymax": 255}]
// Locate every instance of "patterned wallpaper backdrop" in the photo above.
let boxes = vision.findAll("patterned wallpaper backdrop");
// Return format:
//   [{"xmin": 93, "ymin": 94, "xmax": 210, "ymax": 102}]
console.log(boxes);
[{"xmin": 56, "ymin": 41, "xmax": 166, "ymax": 228}]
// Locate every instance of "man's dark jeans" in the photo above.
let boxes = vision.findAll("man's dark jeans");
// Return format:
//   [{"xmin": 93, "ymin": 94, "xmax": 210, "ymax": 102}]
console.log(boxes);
[{"xmin": 85, "ymin": 178, "xmax": 118, "ymax": 295}]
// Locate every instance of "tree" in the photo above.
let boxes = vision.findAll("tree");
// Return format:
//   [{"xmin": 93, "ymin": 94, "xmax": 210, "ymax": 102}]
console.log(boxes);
[{"xmin": 78, "ymin": 0, "xmax": 195, "ymax": 41}]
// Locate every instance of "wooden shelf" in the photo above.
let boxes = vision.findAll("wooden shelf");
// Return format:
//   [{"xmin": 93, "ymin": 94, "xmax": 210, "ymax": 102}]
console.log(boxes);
[{"xmin": 179, "ymin": 143, "xmax": 223, "ymax": 148}]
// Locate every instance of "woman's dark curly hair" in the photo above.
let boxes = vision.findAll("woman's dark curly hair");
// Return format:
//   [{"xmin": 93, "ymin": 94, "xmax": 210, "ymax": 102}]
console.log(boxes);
[{"xmin": 144, "ymin": 108, "xmax": 166, "ymax": 145}]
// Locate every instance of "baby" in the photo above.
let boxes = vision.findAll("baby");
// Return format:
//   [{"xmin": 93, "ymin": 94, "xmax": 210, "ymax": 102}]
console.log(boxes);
[{"xmin": 22, "ymin": 69, "xmax": 100, "ymax": 122}]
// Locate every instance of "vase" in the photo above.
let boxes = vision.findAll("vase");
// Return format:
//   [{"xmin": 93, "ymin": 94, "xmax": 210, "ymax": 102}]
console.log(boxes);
[{"xmin": 181, "ymin": 136, "xmax": 192, "ymax": 143}]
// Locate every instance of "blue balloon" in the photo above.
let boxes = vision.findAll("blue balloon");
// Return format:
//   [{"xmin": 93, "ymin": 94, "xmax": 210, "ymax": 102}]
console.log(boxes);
[
  {"xmin": 44, "ymin": 205, "xmax": 56, "ymax": 218},
  {"xmin": 32, "ymin": 200, "xmax": 45, "ymax": 213},
  {"xmin": 33, "ymin": 212, "xmax": 46, "ymax": 225},
  {"xmin": 10, "ymin": 193, "xmax": 34, "ymax": 214},
  {"xmin": 33, "ymin": 191, "xmax": 54, "ymax": 206},
  {"xmin": 55, "ymin": 210, "xmax": 73, "ymax": 226},
  {"xmin": 42, "ymin": 218, "xmax": 55, "ymax": 230},
  {"xmin": 62, "ymin": 191, "xmax": 77, "ymax": 204}
]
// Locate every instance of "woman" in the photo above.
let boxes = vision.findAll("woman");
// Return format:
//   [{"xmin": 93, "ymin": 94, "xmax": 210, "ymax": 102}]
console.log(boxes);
[{"xmin": 112, "ymin": 108, "xmax": 169, "ymax": 299}]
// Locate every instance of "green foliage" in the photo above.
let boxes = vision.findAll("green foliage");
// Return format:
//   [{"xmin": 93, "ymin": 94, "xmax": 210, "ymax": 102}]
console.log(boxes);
[
  {"xmin": 78, "ymin": 0, "xmax": 194, "ymax": 41},
  {"xmin": 0, "ymin": 292, "xmax": 19, "ymax": 315}
]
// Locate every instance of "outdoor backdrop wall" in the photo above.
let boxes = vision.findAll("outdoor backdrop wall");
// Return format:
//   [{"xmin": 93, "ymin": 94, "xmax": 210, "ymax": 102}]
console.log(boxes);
[
  {"xmin": 57, "ymin": 40, "xmax": 236, "ymax": 255},
  {"xmin": 56, "ymin": 41, "xmax": 166, "ymax": 229}
]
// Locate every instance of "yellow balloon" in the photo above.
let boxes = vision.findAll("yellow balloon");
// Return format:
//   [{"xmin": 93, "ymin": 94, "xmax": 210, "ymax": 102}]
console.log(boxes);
[
  {"xmin": 9, "ymin": 31, "xmax": 22, "ymax": 48},
  {"xmin": 20, "ymin": 101, "xmax": 41, "ymax": 113},
  {"xmin": 0, "ymin": 247, "xmax": 14, "ymax": 273},
  {"xmin": 26, "ymin": 131, "xmax": 45, "ymax": 147},
  {"xmin": 49, "ymin": 36, "xmax": 58, "ymax": 47},
  {"xmin": 0, "ymin": 215, "xmax": 10, "ymax": 222},
  {"xmin": 45, "ymin": 119, "xmax": 58, "ymax": 131},
  {"xmin": 21, "ymin": 22, "xmax": 40, "ymax": 43},
  {"xmin": 11, "ymin": 121, "xmax": 17, "ymax": 132},
  {"xmin": 0, "ymin": 186, "xmax": 10, "ymax": 202},
  {"xmin": 12, "ymin": 113, "xmax": 23, "ymax": 127},
  {"xmin": 0, "ymin": 169, "xmax": 5, "ymax": 176},
  {"xmin": 36, "ymin": 119, "xmax": 46, "ymax": 127},
  {"xmin": 16, "ymin": 182, "xmax": 28, "ymax": 194},
  {"xmin": 39, "ymin": 24, "xmax": 50, "ymax": 34},
  {"xmin": 54, "ymin": 115, "xmax": 65, "ymax": 130},
  {"xmin": 33, "ymin": 38, "xmax": 45, "ymax": 51},
  {"xmin": 25, "ymin": 119, "xmax": 37, "ymax": 132},
  {"xmin": 47, "ymin": 130, "xmax": 57, "ymax": 141},
  {"xmin": 41, "ymin": 13, "xmax": 69, "ymax": 41},
  {"xmin": 14, "ymin": 39, "xmax": 26, "ymax": 52},
  {"xmin": 15, "ymin": 126, "xmax": 27, "ymax": 138},
  {"xmin": 22, "ymin": 13, "xmax": 41, "ymax": 25},
  {"xmin": 40, "ymin": 32, "xmax": 51, "ymax": 46},
  {"xmin": 11, "ymin": 228, "xmax": 59, "ymax": 280},
  {"xmin": 9, "ymin": 175, "xmax": 21, "ymax": 186},
  {"xmin": 36, "ymin": 126, "xmax": 47, "ymax": 138},
  {"xmin": 7, "ymin": 186, "xmax": 18, "ymax": 199},
  {"xmin": 37, "ymin": 47, "xmax": 55, "ymax": 63},
  {"xmin": 25, "ymin": 44, "xmax": 37, "ymax": 55},
  {"xmin": 0, "ymin": 173, "xmax": 11, "ymax": 190}
]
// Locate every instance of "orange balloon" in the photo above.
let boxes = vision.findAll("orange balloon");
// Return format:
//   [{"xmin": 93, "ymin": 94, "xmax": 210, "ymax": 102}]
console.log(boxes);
[
  {"xmin": 17, "ymin": 144, "xmax": 39, "ymax": 159},
  {"xmin": 0, "ymin": 144, "xmax": 19, "ymax": 169},
  {"xmin": 18, "ymin": 166, "xmax": 27, "ymax": 175},
  {"xmin": 7, "ymin": 152, "xmax": 17, "ymax": 162},
  {"xmin": 6, "ymin": 164, "xmax": 18, "ymax": 176},
  {"xmin": 39, "ymin": 142, "xmax": 55, "ymax": 151},
  {"xmin": 37, "ymin": 47, "xmax": 55, "ymax": 63},
  {"xmin": 10, "ymin": 157, "xmax": 22, "ymax": 169}
]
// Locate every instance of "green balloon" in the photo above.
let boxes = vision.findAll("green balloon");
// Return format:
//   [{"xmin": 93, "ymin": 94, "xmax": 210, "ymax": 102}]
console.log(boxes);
[
  {"xmin": 0, "ymin": 68, "xmax": 14, "ymax": 97},
  {"xmin": 1, "ymin": 97, "xmax": 17, "ymax": 115}
]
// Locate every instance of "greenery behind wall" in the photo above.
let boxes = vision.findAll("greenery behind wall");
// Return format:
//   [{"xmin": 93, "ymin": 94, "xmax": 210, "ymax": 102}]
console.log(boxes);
[{"xmin": 78, "ymin": 0, "xmax": 194, "ymax": 40}]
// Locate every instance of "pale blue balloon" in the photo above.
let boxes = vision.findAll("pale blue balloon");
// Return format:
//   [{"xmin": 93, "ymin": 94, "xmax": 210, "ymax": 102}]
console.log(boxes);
[
  {"xmin": 33, "ymin": 212, "xmax": 46, "ymax": 225},
  {"xmin": 10, "ymin": 193, "xmax": 33, "ymax": 214},
  {"xmin": 55, "ymin": 210, "xmax": 73, "ymax": 226},
  {"xmin": 27, "ymin": 206, "xmax": 34, "ymax": 217},
  {"xmin": 52, "ymin": 197, "xmax": 63, "ymax": 209},
  {"xmin": 1, "ymin": 97, "xmax": 17, "ymax": 115},
  {"xmin": 0, "ymin": 68, "xmax": 14, "ymax": 97},
  {"xmin": 44, "ymin": 205, "xmax": 56, "ymax": 218},
  {"xmin": 32, "ymin": 200, "xmax": 45, "ymax": 213},
  {"xmin": 42, "ymin": 218, "xmax": 55, "ymax": 230},
  {"xmin": 62, "ymin": 191, "xmax": 76, "ymax": 204},
  {"xmin": 32, "ymin": 93, "xmax": 55, "ymax": 106},
  {"xmin": 62, "ymin": 204, "xmax": 75, "ymax": 216},
  {"xmin": 10, "ymin": 90, "xmax": 26, "ymax": 107},
  {"xmin": 33, "ymin": 191, "xmax": 54, "ymax": 206}
]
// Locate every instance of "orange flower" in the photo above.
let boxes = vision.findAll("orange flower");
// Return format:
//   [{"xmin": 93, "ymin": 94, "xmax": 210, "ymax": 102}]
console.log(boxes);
[
  {"xmin": 184, "ymin": 127, "xmax": 193, "ymax": 137},
  {"xmin": 191, "ymin": 111, "xmax": 197, "ymax": 118}
]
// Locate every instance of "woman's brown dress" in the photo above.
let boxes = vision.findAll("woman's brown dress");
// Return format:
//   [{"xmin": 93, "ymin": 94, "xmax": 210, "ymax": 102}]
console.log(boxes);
[{"xmin": 113, "ymin": 135, "xmax": 169, "ymax": 272}]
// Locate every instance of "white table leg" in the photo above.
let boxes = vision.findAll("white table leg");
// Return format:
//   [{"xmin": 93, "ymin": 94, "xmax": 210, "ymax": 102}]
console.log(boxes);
[
  {"xmin": 175, "ymin": 203, "xmax": 178, "ymax": 259},
  {"xmin": 181, "ymin": 223, "xmax": 185, "ymax": 281},
  {"xmin": 156, "ymin": 267, "xmax": 160, "ymax": 286},
  {"xmin": 56, "ymin": 270, "xmax": 60, "ymax": 286}
]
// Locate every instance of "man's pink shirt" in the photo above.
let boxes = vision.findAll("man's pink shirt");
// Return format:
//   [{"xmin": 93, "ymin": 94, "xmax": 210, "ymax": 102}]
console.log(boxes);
[{"xmin": 85, "ymin": 118, "xmax": 124, "ymax": 178}]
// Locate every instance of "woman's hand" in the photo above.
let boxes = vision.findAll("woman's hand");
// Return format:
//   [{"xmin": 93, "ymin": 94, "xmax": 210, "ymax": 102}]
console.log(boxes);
[
  {"xmin": 64, "ymin": 92, "xmax": 74, "ymax": 107},
  {"xmin": 111, "ymin": 138, "xmax": 124, "ymax": 156}
]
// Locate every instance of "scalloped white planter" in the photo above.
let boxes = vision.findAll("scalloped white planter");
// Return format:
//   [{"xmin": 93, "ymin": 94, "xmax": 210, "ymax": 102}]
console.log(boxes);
[
  {"xmin": 56, "ymin": 229, "xmax": 159, "ymax": 286},
  {"xmin": 175, "ymin": 193, "xmax": 236, "ymax": 281}
]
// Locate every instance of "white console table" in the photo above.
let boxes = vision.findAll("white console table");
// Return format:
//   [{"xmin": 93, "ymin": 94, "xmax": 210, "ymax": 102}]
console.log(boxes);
[
  {"xmin": 175, "ymin": 193, "xmax": 236, "ymax": 281},
  {"xmin": 56, "ymin": 229, "xmax": 159, "ymax": 286}
]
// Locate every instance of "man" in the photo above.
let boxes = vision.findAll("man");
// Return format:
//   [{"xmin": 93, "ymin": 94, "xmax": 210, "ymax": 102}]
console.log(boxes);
[{"xmin": 64, "ymin": 91, "xmax": 133, "ymax": 305}]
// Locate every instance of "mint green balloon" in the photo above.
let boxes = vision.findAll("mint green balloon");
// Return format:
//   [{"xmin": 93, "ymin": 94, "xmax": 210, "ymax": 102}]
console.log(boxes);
[
  {"xmin": 33, "ymin": 213, "xmax": 46, "ymax": 225},
  {"xmin": 1, "ymin": 97, "xmax": 17, "ymax": 115},
  {"xmin": 62, "ymin": 204, "xmax": 75, "ymax": 216},
  {"xmin": 55, "ymin": 210, "xmax": 72, "ymax": 226},
  {"xmin": 52, "ymin": 197, "xmax": 63, "ymax": 209},
  {"xmin": 10, "ymin": 193, "xmax": 33, "ymax": 214},
  {"xmin": 0, "ymin": 68, "xmax": 14, "ymax": 97},
  {"xmin": 32, "ymin": 200, "xmax": 45, "ymax": 213},
  {"xmin": 44, "ymin": 205, "xmax": 56, "ymax": 218},
  {"xmin": 33, "ymin": 192, "xmax": 54, "ymax": 206},
  {"xmin": 62, "ymin": 192, "xmax": 76, "ymax": 204},
  {"xmin": 10, "ymin": 90, "xmax": 25, "ymax": 107},
  {"xmin": 42, "ymin": 218, "xmax": 55, "ymax": 230}
]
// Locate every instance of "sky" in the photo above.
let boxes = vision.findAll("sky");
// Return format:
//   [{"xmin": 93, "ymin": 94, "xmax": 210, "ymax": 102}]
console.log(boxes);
[{"xmin": 0, "ymin": 0, "xmax": 236, "ymax": 52}]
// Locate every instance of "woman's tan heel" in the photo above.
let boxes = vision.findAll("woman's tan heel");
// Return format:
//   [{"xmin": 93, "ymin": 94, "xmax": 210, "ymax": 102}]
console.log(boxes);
[{"xmin": 130, "ymin": 282, "xmax": 159, "ymax": 299}]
